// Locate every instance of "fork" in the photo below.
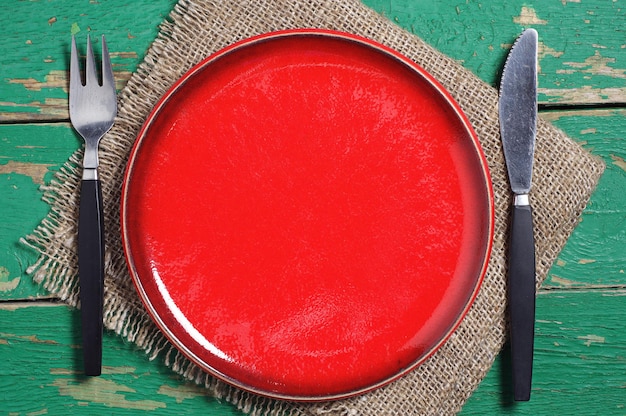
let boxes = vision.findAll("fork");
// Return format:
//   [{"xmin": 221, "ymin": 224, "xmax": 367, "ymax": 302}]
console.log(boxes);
[{"xmin": 69, "ymin": 34, "xmax": 117, "ymax": 376}]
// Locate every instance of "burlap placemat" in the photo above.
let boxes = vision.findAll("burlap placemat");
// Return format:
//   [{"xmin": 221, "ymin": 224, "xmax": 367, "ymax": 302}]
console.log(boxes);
[{"xmin": 23, "ymin": 0, "xmax": 604, "ymax": 414}]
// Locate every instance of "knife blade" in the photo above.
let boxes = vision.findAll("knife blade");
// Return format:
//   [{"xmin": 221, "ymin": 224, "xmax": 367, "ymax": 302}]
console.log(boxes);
[{"xmin": 499, "ymin": 28, "xmax": 538, "ymax": 402}]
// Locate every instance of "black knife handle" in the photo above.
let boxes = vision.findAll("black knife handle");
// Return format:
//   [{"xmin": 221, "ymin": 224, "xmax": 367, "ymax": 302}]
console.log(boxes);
[
  {"xmin": 78, "ymin": 178, "xmax": 105, "ymax": 376},
  {"xmin": 508, "ymin": 202, "xmax": 536, "ymax": 401}
]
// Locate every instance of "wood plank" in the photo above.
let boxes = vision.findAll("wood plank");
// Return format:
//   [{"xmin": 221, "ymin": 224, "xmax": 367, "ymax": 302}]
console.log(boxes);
[
  {"xmin": 363, "ymin": 0, "xmax": 626, "ymax": 105},
  {"xmin": 0, "ymin": 123, "xmax": 80, "ymax": 299},
  {"xmin": 461, "ymin": 288, "xmax": 626, "ymax": 414},
  {"xmin": 1, "ymin": 0, "xmax": 625, "ymax": 122},
  {"xmin": 2, "ymin": 289, "xmax": 624, "ymax": 414},
  {"xmin": 0, "ymin": 0, "xmax": 176, "ymax": 121},
  {"xmin": 0, "ymin": 302, "xmax": 241, "ymax": 415},
  {"xmin": 540, "ymin": 109, "xmax": 626, "ymax": 289},
  {"xmin": 4, "ymin": 108, "xmax": 624, "ymax": 298}
]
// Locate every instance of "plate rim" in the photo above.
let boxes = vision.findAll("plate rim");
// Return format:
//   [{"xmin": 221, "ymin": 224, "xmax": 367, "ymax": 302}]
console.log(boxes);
[{"xmin": 120, "ymin": 28, "xmax": 495, "ymax": 401}]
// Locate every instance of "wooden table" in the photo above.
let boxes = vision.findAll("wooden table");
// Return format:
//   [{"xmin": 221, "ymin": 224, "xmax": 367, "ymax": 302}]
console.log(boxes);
[{"xmin": 1, "ymin": 1, "xmax": 624, "ymax": 414}]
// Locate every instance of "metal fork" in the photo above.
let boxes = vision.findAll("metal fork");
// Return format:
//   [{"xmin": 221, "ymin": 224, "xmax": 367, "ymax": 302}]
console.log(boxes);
[{"xmin": 69, "ymin": 34, "xmax": 117, "ymax": 376}]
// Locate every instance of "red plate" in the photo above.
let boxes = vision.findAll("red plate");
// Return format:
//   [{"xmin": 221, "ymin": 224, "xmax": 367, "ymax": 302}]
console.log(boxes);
[{"xmin": 121, "ymin": 29, "xmax": 494, "ymax": 401}]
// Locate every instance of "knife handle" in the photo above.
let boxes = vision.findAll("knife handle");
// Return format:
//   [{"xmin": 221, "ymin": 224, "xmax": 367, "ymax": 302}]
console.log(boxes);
[
  {"xmin": 508, "ymin": 202, "xmax": 536, "ymax": 401},
  {"xmin": 78, "ymin": 178, "xmax": 105, "ymax": 376}
]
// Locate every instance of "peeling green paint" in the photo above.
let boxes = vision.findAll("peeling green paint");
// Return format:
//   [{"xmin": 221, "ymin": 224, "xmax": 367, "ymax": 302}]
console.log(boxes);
[
  {"xmin": 513, "ymin": 6, "xmax": 548, "ymax": 25},
  {"xmin": 52, "ymin": 378, "xmax": 167, "ymax": 411},
  {"xmin": 578, "ymin": 334, "xmax": 606, "ymax": 347},
  {"xmin": 611, "ymin": 155, "xmax": 626, "ymax": 172},
  {"xmin": 157, "ymin": 384, "xmax": 206, "ymax": 404},
  {"xmin": 70, "ymin": 22, "xmax": 81, "ymax": 35},
  {"xmin": 0, "ymin": 266, "xmax": 20, "ymax": 292}
]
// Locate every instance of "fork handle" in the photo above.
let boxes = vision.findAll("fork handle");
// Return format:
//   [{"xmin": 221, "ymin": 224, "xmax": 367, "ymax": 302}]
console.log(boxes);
[{"xmin": 78, "ymin": 178, "xmax": 105, "ymax": 376}]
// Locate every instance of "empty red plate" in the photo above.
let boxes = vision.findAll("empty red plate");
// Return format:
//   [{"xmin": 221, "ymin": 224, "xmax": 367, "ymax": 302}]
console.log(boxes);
[{"xmin": 121, "ymin": 29, "xmax": 494, "ymax": 401}]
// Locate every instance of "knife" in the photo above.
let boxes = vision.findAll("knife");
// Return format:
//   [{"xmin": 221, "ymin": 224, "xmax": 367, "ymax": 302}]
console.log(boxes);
[{"xmin": 499, "ymin": 28, "xmax": 538, "ymax": 402}]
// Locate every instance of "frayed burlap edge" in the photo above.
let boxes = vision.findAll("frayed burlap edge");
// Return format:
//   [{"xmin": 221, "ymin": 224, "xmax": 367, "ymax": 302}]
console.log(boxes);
[{"xmin": 22, "ymin": 0, "xmax": 605, "ymax": 415}]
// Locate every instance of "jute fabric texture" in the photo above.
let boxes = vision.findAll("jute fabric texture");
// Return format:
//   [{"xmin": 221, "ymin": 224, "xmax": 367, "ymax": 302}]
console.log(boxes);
[{"xmin": 24, "ymin": 0, "xmax": 605, "ymax": 414}]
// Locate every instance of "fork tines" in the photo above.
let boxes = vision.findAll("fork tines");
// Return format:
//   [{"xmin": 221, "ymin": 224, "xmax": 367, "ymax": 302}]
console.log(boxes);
[{"xmin": 70, "ymin": 34, "xmax": 114, "ymax": 89}]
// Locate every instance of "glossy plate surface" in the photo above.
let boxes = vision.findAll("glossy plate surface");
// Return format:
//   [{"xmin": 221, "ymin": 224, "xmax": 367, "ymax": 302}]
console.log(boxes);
[{"xmin": 121, "ymin": 30, "xmax": 494, "ymax": 401}]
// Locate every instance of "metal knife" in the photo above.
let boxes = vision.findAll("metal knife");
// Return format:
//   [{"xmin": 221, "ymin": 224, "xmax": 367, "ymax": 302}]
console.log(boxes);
[{"xmin": 499, "ymin": 28, "xmax": 538, "ymax": 402}]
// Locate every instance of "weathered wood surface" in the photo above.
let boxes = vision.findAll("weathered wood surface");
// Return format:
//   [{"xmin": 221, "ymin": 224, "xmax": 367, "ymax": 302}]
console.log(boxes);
[
  {"xmin": 1, "ymin": 0, "xmax": 624, "ymax": 414},
  {"xmin": 0, "ymin": 302, "xmax": 240, "ymax": 415}
]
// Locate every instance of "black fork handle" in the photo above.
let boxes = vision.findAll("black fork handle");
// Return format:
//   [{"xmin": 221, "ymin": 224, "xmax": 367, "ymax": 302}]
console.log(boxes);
[{"xmin": 78, "ymin": 178, "xmax": 105, "ymax": 376}]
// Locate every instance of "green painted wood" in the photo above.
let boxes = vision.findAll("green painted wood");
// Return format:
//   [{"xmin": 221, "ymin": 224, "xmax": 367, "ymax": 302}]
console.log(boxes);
[
  {"xmin": 363, "ymin": 0, "xmax": 626, "ymax": 104},
  {"xmin": 2, "ymin": 290, "xmax": 625, "ymax": 414},
  {"xmin": 0, "ymin": 123, "xmax": 80, "ymax": 299},
  {"xmin": 1, "ymin": 0, "xmax": 624, "ymax": 122},
  {"xmin": 0, "ymin": 302, "xmax": 241, "ymax": 415},
  {"xmin": 461, "ymin": 289, "xmax": 626, "ymax": 415},
  {"xmin": 0, "ymin": 0, "xmax": 177, "ymax": 121},
  {"xmin": 541, "ymin": 109, "xmax": 626, "ymax": 289}
]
